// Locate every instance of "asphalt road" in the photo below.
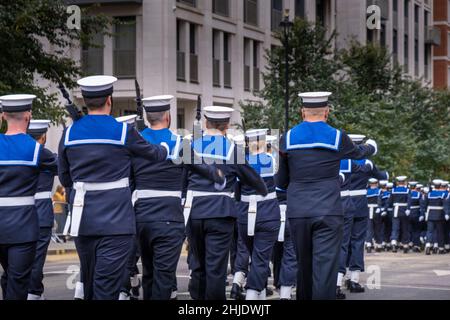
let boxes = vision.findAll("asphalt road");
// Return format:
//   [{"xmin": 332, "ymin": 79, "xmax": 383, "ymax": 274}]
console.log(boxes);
[{"xmin": 14, "ymin": 249, "xmax": 450, "ymax": 300}]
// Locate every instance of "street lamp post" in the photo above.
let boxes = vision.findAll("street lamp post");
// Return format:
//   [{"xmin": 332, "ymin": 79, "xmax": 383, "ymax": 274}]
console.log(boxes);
[{"xmin": 279, "ymin": 9, "xmax": 293, "ymax": 133}]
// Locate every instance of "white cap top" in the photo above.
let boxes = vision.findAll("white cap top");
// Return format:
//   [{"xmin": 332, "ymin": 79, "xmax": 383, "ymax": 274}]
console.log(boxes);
[
  {"xmin": 368, "ymin": 178, "xmax": 378, "ymax": 184},
  {"xmin": 349, "ymin": 134, "xmax": 366, "ymax": 143},
  {"xmin": 245, "ymin": 129, "xmax": 268, "ymax": 139},
  {"xmin": 0, "ymin": 94, "xmax": 36, "ymax": 112},
  {"xmin": 266, "ymin": 135, "xmax": 277, "ymax": 143},
  {"xmin": 77, "ymin": 75, "xmax": 117, "ymax": 98},
  {"xmin": 232, "ymin": 134, "xmax": 245, "ymax": 145},
  {"xmin": 387, "ymin": 182, "xmax": 394, "ymax": 188},
  {"xmin": 204, "ymin": 106, "xmax": 234, "ymax": 120},
  {"xmin": 416, "ymin": 184, "xmax": 424, "ymax": 188},
  {"xmin": 432, "ymin": 179, "xmax": 443, "ymax": 186},
  {"xmin": 28, "ymin": 120, "xmax": 51, "ymax": 130},
  {"xmin": 408, "ymin": 181, "xmax": 418, "ymax": 186},
  {"xmin": 143, "ymin": 95, "xmax": 174, "ymax": 112},
  {"xmin": 116, "ymin": 114, "xmax": 138, "ymax": 124},
  {"xmin": 396, "ymin": 176, "xmax": 408, "ymax": 182},
  {"xmin": 298, "ymin": 92, "xmax": 332, "ymax": 108}
]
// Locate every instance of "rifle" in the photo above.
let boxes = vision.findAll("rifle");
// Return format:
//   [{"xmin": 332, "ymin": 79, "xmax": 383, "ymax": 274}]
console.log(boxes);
[
  {"xmin": 134, "ymin": 79, "xmax": 146, "ymax": 132},
  {"xmin": 52, "ymin": 70, "xmax": 83, "ymax": 122},
  {"xmin": 193, "ymin": 95, "xmax": 202, "ymax": 139}
]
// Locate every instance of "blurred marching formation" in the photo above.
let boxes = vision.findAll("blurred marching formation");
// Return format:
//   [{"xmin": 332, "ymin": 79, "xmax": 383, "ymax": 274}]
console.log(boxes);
[{"xmin": 0, "ymin": 75, "xmax": 449, "ymax": 301}]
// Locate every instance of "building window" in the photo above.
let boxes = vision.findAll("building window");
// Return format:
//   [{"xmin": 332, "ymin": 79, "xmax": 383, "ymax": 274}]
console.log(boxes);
[
  {"xmin": 253, "ymin": 41, "xmax": 260, "ymax": 92},
  {"xmin": 271, "ymin": 0, "xmax": 283, "ymax": 31},
  {"xmin": 176, "ymin": 20, "xmax": 186, "ymax": 81},
  {"xmin": 113, "ymin": 16, "xmax": 136, "ymax": 78},
  {"xmin": 177, "ymin": 0, "xmax": 196, "ymax": 7},
  {"xmin": 404, "ymin": 34, "xmax": 409, "ymax": 72},
  {"xmin": 404, "ymin": 0, "xmax": 409, "ymax": 18},
  {"xmin": 213, "ymin": 0, "xmax": 229, "ymax": 17},
  {"xmin": 295, "ymin": 0, "xmax": 305, "ymax": 18},
  {"xmin": 414, "ymin": 39, "xmax": 419, "ymax": 76},
  {"xmin": 190, "ymin": 24, "xmax": 199, "ymax": 83},
  {"xmin": 316, "ymin": 0, "xmax": 327, "ymax": 27},
  {"xmin": 393, "ymin": 29, "xmax": 398, "ymax": 64},
  {"xmin": 212, "ymin": 30, "xmax": 221, "ymax": 87},
  {"xmin": 448, "ymin": 67, "xmax": 450, "ymax": 88},
  {"xmin": 223, "ymin": 33, "xmax": 232, "ymax": 88},
  {"xmin": 81, "ymin": 32, "xmax": 104, "ymax": 76},
  {"xmin": 243, "ymin": 38, "xmax": 260, "ymax": 92},
  {"xmin": 393, "ymin": 0, "xmax": 398, "ymax": 12},
  {"xmin": 244, "ymin": 0, "xmax": 258, "ymax": 26},
  {"xmin": 380, "ymin": 23, "xmax": 386, "ymax": 47}
]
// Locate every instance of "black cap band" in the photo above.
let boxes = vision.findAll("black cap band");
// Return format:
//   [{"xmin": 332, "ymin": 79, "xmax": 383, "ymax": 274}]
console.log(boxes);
[
  {"xmin": 2, "ymin": 104, "xmax": 32, "ymax": 113},
  {"xmin": 303, "ymin": 101, "xmax": 328, "ymax": 108},
  {"xmin": 81, "ymin": 87, "xmax": 114, "ymax": 98},
  {"xmin": 204, "ymin": 115, "xmax": 231, "ymax": 122},
  {"xmin": 144, "ymin": 104, "xmax": 171, "ymax": 113}
]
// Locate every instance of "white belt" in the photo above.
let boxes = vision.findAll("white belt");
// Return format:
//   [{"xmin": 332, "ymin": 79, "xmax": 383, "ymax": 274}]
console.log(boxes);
[
  {"xmin": 0, "ymin": 196, "xmax": 35, "ymax": 207},
  {"xmin": 368, "ymin": 204, "xmax": 378, "ymax": 220},
  {"xmin": 340, "ymin": 190, "xmax": 350, "ymax": 197},
  {"xmin": 278, "ymin": 204, "xmax": 287, "ymax": 242},
  {"xmin": 132, "ymin": 189, "xmax": 182, "ymax": 206},
  {"xmin": 425, "ymin": 206, "xmax": 444, "ymax": 221},
  {"xmin": 340, "ymin": 190, "xmax": 367, "ymax": 197},
  {"xmin": 64, "ymin": 178, "xmax": 130, "ymax": 237},
  {"xmin": 35, "ymin": 192, "xmax": 53, "ymax": 200},
  {"xmin": 393, "ymin": 203, "xmax": 407, "ymax": 218},
  {"xmin": 183, "ymin": 190, "xmax": 233, "ymax": 226},
  {"xmin": 410, "ymin": 206, "xmax": 420, "ymax": 210},
  {"xmin": 240, "ymin": 192, "xmax": 277, "ymax": 236}
]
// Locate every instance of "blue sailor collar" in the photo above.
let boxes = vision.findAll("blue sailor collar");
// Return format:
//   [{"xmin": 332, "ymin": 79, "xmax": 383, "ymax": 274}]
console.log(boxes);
[
  {"xmin": 353, "ymin": 159, "xmax": 367, "ymax": 166},
  {"xmin": 247, "ymin": 153, "xmax": 276, "ymax": 178},
  {"xmin": 410, "ymin": 190, "xmax": 421, "ymax": 199},
  {"xmin": 286, "ymin": 121, "xmax": 342, "ymax": 151},
  {"xmin": 192, "ymin": 134, "xmax": 235, "ymax": 161},
  {"xmin": 64, "ymin": 115, "xmax": 127, "ymax": 147},
  {"xmin": 141, "ymin": 128, "xmax": 181, "ymax": 160},
  {"xmin": 340, "ymin": 159, "xmax": 352, "ymax": 173},
  {"xmin": 382, "ymin": 191, "xmax": 390, "ymax": 199},
  {"xmin": 428, "ymin": 190, "xmax": 446, "ymax": 199},
  {"xmin": 367, "ymin": 188, "xmax": 381, "ymax": 197},
  {"xmin": 0, "ymin": 134, "xmax": 41, "ymax": 167},
  {"xmin": 392, "ymin": 186, "xmax": 409, "ymax": 194}
]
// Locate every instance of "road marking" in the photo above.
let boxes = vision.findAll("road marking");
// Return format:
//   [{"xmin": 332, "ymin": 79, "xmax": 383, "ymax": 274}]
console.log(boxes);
[
  {"xmin": 433, "ymin": 270, "xmax": 450, "ymax": 277},
  {"xmin": 380, "ymin": 284, "xmax": 450, "ymax": 291}
]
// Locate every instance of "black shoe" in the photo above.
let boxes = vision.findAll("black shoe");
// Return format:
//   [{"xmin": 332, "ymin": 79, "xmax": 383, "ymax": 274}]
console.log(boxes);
[
  {"xmin": 336, "ymin": 287, "xmax": 346, "ymax": 300},
  {"xmin": 366, "ymin": 246, "xmax": 372, "ymax": 254},
  {"xmin": 265, "ymin": 286, "xmax": 274, "ymax": 297},
  {"xmin": 425, "ymin": 247, "xmax": 431, "ymax": 255},
  {"xmin": 438, "ymin": 249, "xmax": 446, "ymax": 255},
  {"xmin": 345, "ymin": 279, "xmax": 351, "ymax": 290},
  {"xmin": 413, "ymin": 247, "xmax": 421, "ymax": 253},
  {"xmin": 375, "ymin": 247, "xmax": 382, "ymax": 253},
  {"xmin": 433, "ymin": 248, "xmax": 439, "ymax": 254},
  {"xmin": 349, "ymin": 282, "xmax": 365, "ymax": 293},
  {"xmin": 230, "ymin": 283, "xmax": 245, "ymax": 300},
  {"xmin": 392, "ymin": 246, "xmax": 397, "ymax": 253},
  {"xmin": 403, "ymin": 247, "xmax": 409, "ymax": 254}
]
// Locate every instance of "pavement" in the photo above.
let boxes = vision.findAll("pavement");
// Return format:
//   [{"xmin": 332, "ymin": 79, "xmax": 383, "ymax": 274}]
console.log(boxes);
[{"xmin": 20, "ymin": 243, "xmax": 450, "ymax": 300}]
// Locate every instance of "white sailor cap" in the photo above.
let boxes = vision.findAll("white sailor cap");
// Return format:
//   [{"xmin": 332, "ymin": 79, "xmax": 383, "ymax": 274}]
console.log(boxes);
[
  {"xmin": 266, "ymin": 135, "xmax": 277, "ymax": 144},
  {"xmin": 77, "ymin": 75, "xmax": 117, "ymax": 98},
  {"xmin": 349, "ymin": 134, "xmax": 366, "ymax": 143},
  {"xmin": 416, "ymin": 184, "xmax": 424, "ymax": 189},
  {"xmin": 442, "ymin": 181, "xmax": 449, "ymax": 187},
  {"xmin": 204, "ymin": 106, "xmax": 234, "ymax": 121},
  {"xmin": 396, "ymin": 176, "xmax": 408, "ymax": 182},
  {"xmin": 27, "ymin": 120, "xmax": 51, "ymax": 136},
  {"xmin": 116, "ymin": 114, "xmax": 138, "ymax": 124},
  {"xmin": 368, "ymin": 178, "xmax": 378, "ymax": 184},
  {"xmin": 0, "ymin": 94, "xmax": 36, "ymax": 113},
  {"xmin": 408, "ymin": 181, "xmax": 418, "ymax": 187},
  {"xmin": 232, "ymin": 134, "xmax": 245, "ymax": 145},
  {"xmin": 387, "ymin": 182, "xmax": 394, "ymax": 188},
  {"xmin": 245, "ymin": 129, "xmax": 268, "ymax": 139},
  {"xmin": 142, "ymin": 95, "xmax": 174, "ymax": 113},
  {"xmin": 379, "ymin": 180, "xmax": 388, "ymax": 186},
  {"xmin": 299, "ymin": 92, "xmax": 332, "ymax": 108},
  {"xmin": 432, "ymin": 179, "xmax": 443, "ymax": 186},
  {"xmin": 423, "ymin": 187, "xmax": 430, "ymax": 193}
]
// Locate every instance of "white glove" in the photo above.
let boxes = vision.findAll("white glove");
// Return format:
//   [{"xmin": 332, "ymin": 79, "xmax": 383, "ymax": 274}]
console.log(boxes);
[
  {"xmin": 381, "ymin": 210, "xmax": 387, "ymax": 217},
  {"xmin": 445, "ymin": 215, "xmax": 450, "ymax": 221},
  {"xmin": 375, "ymin": 208, "xmax": 381, "ymax": 214},
  {"xmin": 405, "ymin": 209, "xmax": 410, "ymax": 216},
  {"xmin": 365, "ymin": 139, "xmax": 378, "ymax": 156},
  {"xmin": 214, "ymin": 177, "xmax": 227, "ymax": 191},
  {"xmin": 160, "ymin": 142, "xmax": 170, "ymax": 159},
  {"xmin": 181, "ymin": 198, "xmax": 186, "ymax": 206},
  {"xmin": 365, "ymin": 159, "xmax": 374, "ymax": 170},
  {"xmin": 419, "ymin": 216, "xmax": 424, "ymax": 222}
]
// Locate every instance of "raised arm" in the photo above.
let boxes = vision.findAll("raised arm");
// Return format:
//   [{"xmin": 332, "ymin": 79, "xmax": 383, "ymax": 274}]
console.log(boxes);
[
  {"xmin": 126, "ymin": 125, "xmax": 168, "ymax": 162},
  {"xmin": 339, "ymin": 131, "xmax": 376, "ymax": 160},
  {"xmin": 57, "ymin": 132, "xmax": 73, "ymax": 189}
]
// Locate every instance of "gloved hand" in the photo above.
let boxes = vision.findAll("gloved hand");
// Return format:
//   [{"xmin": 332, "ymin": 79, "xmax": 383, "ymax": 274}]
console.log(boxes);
[
  {"xmin": 381, "ymin": 210, "xmax": 387, "ymax": 217},
  {"xmin": 365, "ymin": 139, "xmax": 378, "ymax": 156},
  {"xmin": 214, "ymin": 174, "xmax": 227, "ymax": 191},
  {"xmin": 419, "ymin": 216, "xmax": 424, "ymax": 222},
  {"xmin": 405, "ymin": 209, "xmax": 410, "ymax": 216},
  {"xmin": 375, "ymin": 208, "xmax": 381, "ymax": 214},
  {"xmin": 445, "ymin": 215, "xmax": 450, "ymax": 221},
  {"xmin": 160, "ymin": 142, "xmax": 170, "ymax": 159},
  {"xmin": 365, "ymin": 159, "xmax": 374, "ymax": 170}
]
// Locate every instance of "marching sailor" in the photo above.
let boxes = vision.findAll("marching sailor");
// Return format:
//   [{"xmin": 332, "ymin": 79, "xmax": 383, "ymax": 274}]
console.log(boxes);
[
  {"xmin": 186, "ymin": 106, "xmax": 268, "ymax": 300},
  {"xmin": 373, "ymin": 180, "xmax": 388, "ymax": 252},
  {"xmin": 421, "ymin": 179, "xmax": 448, "ymax": 255},
  {"xmin": 131, "ymin": 96, "xmax": 224, "ymax": 300},
  {"xmin": 382, "ymin": 182, "xmax": 394, "ymax": 251},
  {"xmin": 276, "ymin": 92, "xmax": 377, "ymax": 300},
  {"xmin": 0, "ymin": 94, "xmax": 57, "ymax": 300},
  {"xmin": 386, "ymin": 176, "xmax": 410, "ymax": 253},
  {"xmin": 407, "ymin": 182, "xmax": 423, "ymax": 252},
  {"xmin": 58, "ymin": 75, "xmax": 168, "ymax": 300},
  {"xmin": 443, "ymin": 181, "xmax": 450, "ymax": 253},
  {"xmin": 235, "ymin": 129, "xmax": 280, "ymax": 300},
  {"xmin": 26, "ymin": 120, "xmax": 58, "ymax": 300},
  {"xmin": 366, "ymin": 178, "xmax": 382, "ymax": 253}
]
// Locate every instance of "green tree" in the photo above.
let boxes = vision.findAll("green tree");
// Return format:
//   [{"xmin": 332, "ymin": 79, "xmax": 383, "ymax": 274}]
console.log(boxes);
[{"xmin": 0, "ymin": 0, "xmax": 110, "ymax": 125}]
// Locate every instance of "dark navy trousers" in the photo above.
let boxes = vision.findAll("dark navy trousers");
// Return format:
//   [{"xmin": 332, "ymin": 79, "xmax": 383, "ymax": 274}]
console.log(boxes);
[
  {"xmin": 120, "ymin": 236, "xmax": 140, "ymax": 294},
  {"xmin": 28, "ymin": 227, "xmax": 52, "ymax": 296},
  {"xmin": 234, "ymin": 224, "xmax": 250, "ymax": 274},
  {"xmin": 0, "ymin": 242, "xmax": 36, "ymax": 300},
  {"xmin": 137, "ymin": 221, "xmax": 184, "ymax": 300},
  {"xmin": 290, "ymin": 216, "xmax": 343, "ymax": 300},
  {"xmin": 426, "ymin": 221, "xmax": 445, "ymax": 247},
  {"xmin": 409, "ymin": 215, "xmax": 422, "ymax": 247},
  {"xmin": 272, "ymin": 220, "xmax": 297, "ymax": 288},
  {"xmin": 391, "ymin": 216, "xmax": 410, "ymax": 244},
  {"xmin": 188, "ymin": 217, "xmax": 235, "ymax": 300},
  {"xmin": 338, "ymin": 213, "xmax": 353, "ymax": 274},
  {"xmin": 348, "ymin": 216, "xmax": 367, "ymax": 272},
  {"xmin": 239, "ymin": 220, "xmax": 279, "ymax": 291},
  {"xmin": 76, "ymin": 235, "xmax": 133, "ymax": 300}
]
